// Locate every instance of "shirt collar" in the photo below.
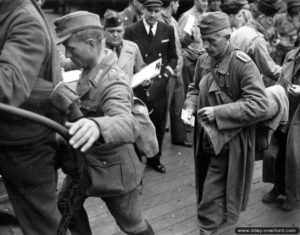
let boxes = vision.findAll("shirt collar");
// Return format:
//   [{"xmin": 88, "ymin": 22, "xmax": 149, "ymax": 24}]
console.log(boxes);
[{"xmin": 143, "ymin": 19, "xmax": 158, "ymax": 35}]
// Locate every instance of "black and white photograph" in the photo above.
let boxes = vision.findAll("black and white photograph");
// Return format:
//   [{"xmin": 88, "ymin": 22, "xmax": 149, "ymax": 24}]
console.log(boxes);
[{"xmin": 0, "ymin": 0, "xmax": 300, "ymax": 234}]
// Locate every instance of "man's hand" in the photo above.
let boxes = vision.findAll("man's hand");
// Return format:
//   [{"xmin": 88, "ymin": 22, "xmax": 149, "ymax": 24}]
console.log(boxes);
[
  {"xmin": 142, "ymin": 79, "xmax": 152, "ymax": 88},
  {"xmin": 197, "ymin": 107, "xmax": 215, "ymax": 123},
  {"xmin": 288, "ymin": 84, "xmax": 300, "ymax": 97},
  {"xmin": 66, "ymin": 118, "xmax": 100, "ymax": 152}
]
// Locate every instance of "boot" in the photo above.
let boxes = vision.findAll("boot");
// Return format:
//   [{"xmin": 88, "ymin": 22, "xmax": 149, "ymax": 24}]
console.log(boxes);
[
  {"xmin": 262, "ymin": 186, "xmax": 282, "ymax": 203},
  {"xmin": 281, "ymin": 196, "xmax": 296, "ymax": 211}
]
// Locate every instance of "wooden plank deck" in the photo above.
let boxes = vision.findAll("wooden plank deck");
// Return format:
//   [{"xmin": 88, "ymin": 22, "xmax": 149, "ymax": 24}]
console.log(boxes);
[{"xmin": 77, "ymin": 131, "xmax": 300, "ymax": 235}]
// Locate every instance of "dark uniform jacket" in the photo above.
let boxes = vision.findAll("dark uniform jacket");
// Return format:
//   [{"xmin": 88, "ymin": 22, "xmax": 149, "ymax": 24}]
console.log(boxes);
[
  {"xmin": 124, "ymin": 20, "xmax": 178, "ymax": 103},
  {"xmin": 0, "ymin": 0, "xmax": 61, "ymax": 145}
]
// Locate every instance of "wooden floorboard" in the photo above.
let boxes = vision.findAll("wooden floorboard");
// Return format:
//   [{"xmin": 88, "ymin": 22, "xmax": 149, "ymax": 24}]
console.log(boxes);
[{"xmin": 83, "ymin": 132, "xmax": 300, "ymax": 235}]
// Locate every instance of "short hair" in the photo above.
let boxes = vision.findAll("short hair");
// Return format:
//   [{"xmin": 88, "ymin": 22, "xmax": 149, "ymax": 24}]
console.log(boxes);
[{"xmin": 73, "ymin": 28, "xmax": 103, "ymax": 45}]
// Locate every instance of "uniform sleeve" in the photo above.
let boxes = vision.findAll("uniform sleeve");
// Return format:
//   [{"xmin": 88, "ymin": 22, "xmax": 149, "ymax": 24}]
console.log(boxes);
[
  {"xmin": 214, "ymin": 60, "xmax": 269, "ymax": 130},
  {"xmin": 184, "ymin": 57, "xmax": 202, "ymax": 111},
  {"xmin": 252, "ymin": 37, "xmax": 282, "ymax": 80},
  {"xmin": 134, "ymin": 45, "xmax": 146, "ymax": 74},
  {"xmin": 91, "ymin": 72, "xmax": 139, "ymax": 143},
  {"xmin": 167, "ymin": 25, "xmax": 178, "ymax": 70},
  {"xmin": 0, "ymin": 13, "xmax": 48, "ymax": 106}
]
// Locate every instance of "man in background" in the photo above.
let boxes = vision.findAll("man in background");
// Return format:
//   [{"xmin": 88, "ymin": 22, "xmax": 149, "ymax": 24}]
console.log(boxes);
[
  {"xmin": 125, "ymin": 0, "xmax": 178, "ymax": 173},
  {"xmin": 120, "ymin": 0, "xmax": 145, "ymax": 27},
  {"xmin": 159, "ymin": 0, "xmax": 190, "ymax": 147},
  {"xmin": 231, "ymin": 0, "xmax": 282, "ymax": 84},
  {"xmin": 178, "ymin": 0, "xmax": 207, "ymax": 94}
]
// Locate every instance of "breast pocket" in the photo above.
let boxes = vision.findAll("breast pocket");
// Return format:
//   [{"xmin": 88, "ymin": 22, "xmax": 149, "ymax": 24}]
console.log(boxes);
[
  {"xmin": 80, "ymin": 100, "xmax": 101, "ymax": 117},
  {"xmin": 85, "ymin": 153, "xmax": 126, "ymax": 197}
]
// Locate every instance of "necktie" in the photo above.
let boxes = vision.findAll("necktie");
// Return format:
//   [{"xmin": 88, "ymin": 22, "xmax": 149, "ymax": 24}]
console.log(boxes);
[{"xmin": 149, "ymin": 25, "xmax": 153, "ymax": 40}]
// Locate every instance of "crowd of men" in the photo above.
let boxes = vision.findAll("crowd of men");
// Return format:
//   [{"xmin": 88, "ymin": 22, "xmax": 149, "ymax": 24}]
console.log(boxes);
[{"xmin": 0, "ymin": 0, "xmax": 300, "ymax": 235}]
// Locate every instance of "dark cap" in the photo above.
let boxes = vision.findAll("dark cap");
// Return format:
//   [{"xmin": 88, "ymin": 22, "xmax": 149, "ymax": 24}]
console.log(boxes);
[
  {"xmin": 199, "ymin": 12, "xmax": 230, "ymax": 36},
  {"xmin": 256, "ymin": 0, "xmax": 280, "ymax": 16},
  {"xmin": 54, "ymin": 11, "xmax": 102, "ymax": 44},
  {"xmin": 143, "ymin": 0, "xmax": 163, "ymax": 7},
  {"xmin": 103, "ymin": 9, "xmax": 123, "ymax": 28},
  {"xmin": 287, "ymin": 0, "xmax": 300, "ymax": 9},
  {"xmin": 221, "ymin": 0, "xmax": 244, "ymax": 15}
]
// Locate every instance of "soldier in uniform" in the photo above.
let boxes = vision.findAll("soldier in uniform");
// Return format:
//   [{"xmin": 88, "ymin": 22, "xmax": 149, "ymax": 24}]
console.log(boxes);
[
  {"xmin": 54, "ymin": 11, "xmax": 155, "ymax": 235},
  {"xmin": 231, "ymin": 0, "xmax": 282, "ymax": 84},
  {"xmin": 103, "ymin": 10, "xmax": 145, "ymax": 78},
  {"xmin": 119, "ymin": 0, "xmax": 144, "ymax": 27},
  {"xmin": 272, "ymin": 0, "xmax": 300, "ymax": 65},
  {"xmin": 183, "ymin": 12, "xmax": 268, "ymax": 235},
  {"xmin": 178, "ymin": 0, "xmax": 208, "ymax": 95},
  {"xmin": 124, "ymin": 0, "xmax": 178, "ymax": 173},
  {"xmin": 159, "ymin": 0, "xmax": 190, "ymax": 147}
]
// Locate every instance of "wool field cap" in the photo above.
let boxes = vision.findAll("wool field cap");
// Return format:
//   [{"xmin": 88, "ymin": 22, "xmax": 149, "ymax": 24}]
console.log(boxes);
[
  {"xmin": 103, "ymin": 10, "xmax": 123, "ymax": 28},
  {"xmin": 199, "ymin": 12, "xmax": 230, "ymax": 36},
  {"xmin": 287, "ymin": 0, "xmax": 300, "ymax": 9},
  {"xmin": 54, "ymin": 11, "xmax": 102, "ymax": 44},
  {"xmin": 143, "ymin": 0, "xmax": 163, "ymax": 7},
  {"xmin": 256, "ymin": 0, "xmax": 280, "ymax": 16},
  {"xmin": 221, "ymin": 0, "xmax": 244, "ymax": 15}
]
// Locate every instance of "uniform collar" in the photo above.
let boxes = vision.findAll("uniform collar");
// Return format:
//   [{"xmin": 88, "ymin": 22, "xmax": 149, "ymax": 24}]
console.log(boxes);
[
  {"xmin": 247, "ymin": 19, "xmax": 265, "ymax": 34},
  {"xmin": 201, "ymin": 43, "xmax": 236, "ymax": 75},
  {"xmin": 143, "ymin": 18, "xmax": 158, "ymax": 35}
]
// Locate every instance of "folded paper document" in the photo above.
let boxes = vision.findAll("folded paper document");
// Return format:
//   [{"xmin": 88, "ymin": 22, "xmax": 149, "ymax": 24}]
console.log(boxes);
[
  {"xmin": 63, "ymin": 70, "xmax": 81, "ymax": 83},
  {"xmin": 184, "ymin": 15, "xmax": 195, "ymax": 36},
  {"xmin": 181, "ymin": 109, "xmax": 195, "ymax": 127},
  {"xmin": 131, "ymin": 58, "xmax": 162, "ymax": 88}
]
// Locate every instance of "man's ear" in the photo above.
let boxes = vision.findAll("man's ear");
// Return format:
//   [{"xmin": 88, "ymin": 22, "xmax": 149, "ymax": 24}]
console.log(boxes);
[{"xmin": 87, "ymin": 39, "xmax": 96, "ymax": 48}]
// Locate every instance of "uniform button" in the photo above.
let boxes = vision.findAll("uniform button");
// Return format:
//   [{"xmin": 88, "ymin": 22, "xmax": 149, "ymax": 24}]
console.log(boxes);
[
  {"xmin": 102, "ymin": 161, "xmax": 107, "ymax": 166},
  {"xmin": 158, "ymin": 53, "xmax": 162, "ymax": 57},
  {"xmin": 158, "ymin": 75, "xmax": 162, "ymax": 79},
  {"xmin": 145, "ymin": 54, "xmax": 148, "ymax": 57}
]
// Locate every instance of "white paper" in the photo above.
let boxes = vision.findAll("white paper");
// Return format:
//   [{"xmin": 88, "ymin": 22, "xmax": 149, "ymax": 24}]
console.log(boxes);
[
  {"xmin": 62, "ymin": 70, "xmax": 81, "ymax": 83},
  {"xmin": 181, "ymin": 109, "xmax": 195, "ymax": 127},
  {"xmin": 184, "ymin": 15, "xmax": 195, "ymax": 36},
  {"xmin": 131, "ymin": 58, "xmax": 162, "ymax": 88}
]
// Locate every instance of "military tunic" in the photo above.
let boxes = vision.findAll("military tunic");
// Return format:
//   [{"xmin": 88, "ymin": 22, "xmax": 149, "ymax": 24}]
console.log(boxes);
[
  {"xmin": 184, "ymin": 44, "xmax": 268, "ymax": 231},
  {"xmin": 231, "ymin": 20, "xmax": 282, "ymax": 81}
]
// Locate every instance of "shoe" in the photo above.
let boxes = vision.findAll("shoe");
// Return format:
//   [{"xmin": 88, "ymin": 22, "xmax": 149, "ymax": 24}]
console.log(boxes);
[
  {"xmin": 281, "ymin": 196, "xmax": 296, "ymax": 211},
  {"xmin": 148, "ymin": 162, "xmax": 166, "ymax": 174},
  {"xmin": 262, "ymin": 187, "xmax": 280, "ymax": 203},
  {"xmin": 173, "ymin": 141, "xmax": 192, "ymax": 147}
]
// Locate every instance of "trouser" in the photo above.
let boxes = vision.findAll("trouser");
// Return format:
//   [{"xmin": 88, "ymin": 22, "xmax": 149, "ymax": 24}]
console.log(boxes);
[
  {"xmin": 147, "ymin": 93, "xmax": 168, "ymax": 164},
  {"xmin": 197, "ymin": 153, "xmax": 228, "ymax": 234},
  {"xmin": 0, "ymin": 135, "xmax": 63, "ymax": 235},
  {"xmin": 273, "ymin": 130, "xmax": 287, "ymax": 194},
  {"xmin": 58, "ymin": 175, "xmax": 154, "ymax": 235},
  {"xmin": 167, "ymin": 74, "xmax": 187, "ymax": 144},
  {"xmin": 182, "ymin": 54, "xmax": 197, "ymax": 96}
]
